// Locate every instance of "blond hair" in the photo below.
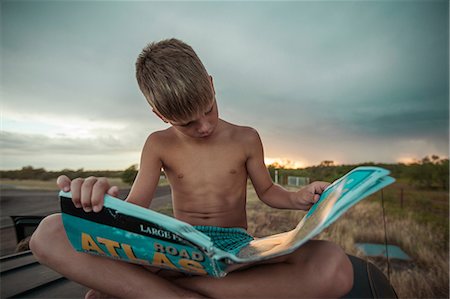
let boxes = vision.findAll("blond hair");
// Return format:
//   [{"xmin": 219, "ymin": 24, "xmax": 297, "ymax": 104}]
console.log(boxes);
[{"xmin": 135, "ymin": 38, "xmax": 213, "ymax": 122}]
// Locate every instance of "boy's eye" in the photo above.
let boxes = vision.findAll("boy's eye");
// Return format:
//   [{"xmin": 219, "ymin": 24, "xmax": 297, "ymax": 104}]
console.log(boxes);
[{"xmin": 205, "ymin": 106, "xmax": 214, "ymax": 114}]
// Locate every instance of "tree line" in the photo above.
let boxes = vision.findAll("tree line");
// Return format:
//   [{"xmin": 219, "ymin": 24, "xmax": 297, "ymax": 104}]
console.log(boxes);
[
  {"xmin": 1, "ymin": 155, "xmax": 448, "ymax": 190},
  {"xmin": 0, "ymin": 166, "xmax": 123, "ymax": 181},
  {"xmin": 268, "ymin": 155, "xmax": 449, "ymax": 190}
]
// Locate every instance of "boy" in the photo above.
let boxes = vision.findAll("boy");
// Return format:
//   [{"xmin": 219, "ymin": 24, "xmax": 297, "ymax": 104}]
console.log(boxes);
[{"xmin": 30, "ymin": 38, "xmax": 353, "ymax": 298}]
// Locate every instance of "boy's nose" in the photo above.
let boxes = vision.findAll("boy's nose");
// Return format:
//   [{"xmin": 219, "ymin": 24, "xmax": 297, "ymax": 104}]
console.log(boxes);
[{"xmin": 197, "ymin": 121, "xmax": 212, "ymax": 135}]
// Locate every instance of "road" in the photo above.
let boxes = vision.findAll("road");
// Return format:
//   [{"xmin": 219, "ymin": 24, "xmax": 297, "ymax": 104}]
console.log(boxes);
[{"xmin": 0, "ymin": 185, "xmax": 172, "ymax": 255}]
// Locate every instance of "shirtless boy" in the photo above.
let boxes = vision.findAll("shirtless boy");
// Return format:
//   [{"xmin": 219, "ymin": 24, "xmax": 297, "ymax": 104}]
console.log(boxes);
[{"xmin": 30, "ymin": 38, "xmax": 353, "ymax": 298}]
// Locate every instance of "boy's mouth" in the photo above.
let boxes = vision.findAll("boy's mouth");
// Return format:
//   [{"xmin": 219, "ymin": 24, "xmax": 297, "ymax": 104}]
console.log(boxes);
[
  {"xmin": 199, "ymin": 132, "xmax": 212, "ymax": 138},
  {"xmin": 198, "ymin": 129, "xmax": 214, "ymax": 138}
]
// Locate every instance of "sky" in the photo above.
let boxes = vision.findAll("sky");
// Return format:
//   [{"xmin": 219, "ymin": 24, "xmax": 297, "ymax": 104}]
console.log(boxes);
[{"xmin": 1, "ymin": 0, "xmax": 449, "ymax": 170}]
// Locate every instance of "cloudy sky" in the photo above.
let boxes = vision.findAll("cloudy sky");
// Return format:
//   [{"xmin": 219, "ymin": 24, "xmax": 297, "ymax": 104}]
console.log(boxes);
[{"xmin": 1, "ymin": 0, "xmax": 448, "ymax": 170}]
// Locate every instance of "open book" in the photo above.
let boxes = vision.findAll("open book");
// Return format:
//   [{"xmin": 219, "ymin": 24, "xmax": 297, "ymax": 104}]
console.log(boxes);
[{"xmin": 60, "ymin": 166, "xmax": 395, "ymax": 277}]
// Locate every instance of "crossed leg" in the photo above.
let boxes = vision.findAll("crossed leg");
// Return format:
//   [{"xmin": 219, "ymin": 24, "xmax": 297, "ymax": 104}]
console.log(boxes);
[
  {"xmin": 174, "ymin": 240, "xmax": 353, "ymax": 298},
  {"xmin": 30, "ymin": 214, "xmax": 203, "ymax": 298},
  {"xmin": 30, "ymin": 214, "xmax": 353, "ymax": 299}
]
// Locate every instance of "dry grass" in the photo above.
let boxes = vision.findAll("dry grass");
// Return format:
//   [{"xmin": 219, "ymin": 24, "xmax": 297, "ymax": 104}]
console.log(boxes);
[
  {"xmin": 246, "ymin": 185, "xmax": 306, "ymax": 237},
  {"xmin": 0, "ymin": 179, "xmax": 60, "ymax": 190},
  {"xmin": 320, "ymin": 202, "xmax": 449, "ymax": 298},
  {"xmin": 245, "ymin": 184, "xmax": 449, "ymax": 299}
]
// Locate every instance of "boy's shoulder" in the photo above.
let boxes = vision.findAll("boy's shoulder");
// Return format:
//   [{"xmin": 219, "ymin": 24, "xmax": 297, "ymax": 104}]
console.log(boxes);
[
  {"xmin": 219, "ymin": 121, "xmax": 263, "ymax": 152},
  {"xmin": 219, "ymin": 120, "xmax": 260, "ymax": 139},
  {"xmin": 144, "ymin": 127, "xmax": 176, "ymax": 146}
]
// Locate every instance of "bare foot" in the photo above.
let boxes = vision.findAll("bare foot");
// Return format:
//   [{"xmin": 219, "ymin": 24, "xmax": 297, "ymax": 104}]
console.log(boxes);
[{"xmin": 85, "ymin": 289, "xmax": 115, "ymax": 299}]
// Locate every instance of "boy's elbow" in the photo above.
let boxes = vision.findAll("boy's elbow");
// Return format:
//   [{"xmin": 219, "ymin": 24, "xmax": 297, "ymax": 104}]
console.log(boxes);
[
  {"xmin": 126, "ymin": 197, "xmax": 152, "ymax": 209},
  {"xmin": 256, "ymin": 183, "xmax": 272, "ymax": 200}
]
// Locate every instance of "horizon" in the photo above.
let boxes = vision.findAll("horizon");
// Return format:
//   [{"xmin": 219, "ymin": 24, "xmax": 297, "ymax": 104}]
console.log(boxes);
[
  {"xmin": 1, "ymin": 155, "xmax": 446, "ymax": 172},
  {"xmin": 1, "ymin": 1, "xmax": 448, "ymax": 170}
]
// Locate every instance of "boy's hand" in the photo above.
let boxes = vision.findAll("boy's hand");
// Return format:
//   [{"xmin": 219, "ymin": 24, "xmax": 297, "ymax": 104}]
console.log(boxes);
[
  {"xmin": 293, "ymin": 181, "xmax": 330, "ymax": 211},
  {"xmin": 57, "ymin": 175, "xmax": 119, "ymax": 213}
]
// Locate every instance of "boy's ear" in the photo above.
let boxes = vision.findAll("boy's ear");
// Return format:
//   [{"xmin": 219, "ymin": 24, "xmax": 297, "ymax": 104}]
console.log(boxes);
[
  {"xmin": 152, "ymin": 108, "xmax": 169, "ymax": 123},
  {"xmin": 209, "ymin": 75, "xmax": 216, "ymax": 95}
]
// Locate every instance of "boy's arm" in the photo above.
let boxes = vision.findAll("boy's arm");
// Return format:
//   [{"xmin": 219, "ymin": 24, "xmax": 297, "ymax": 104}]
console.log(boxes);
[
  {"xmin": 125, "ymin": 133, "xmax": 163, "ymax": 208},
  {"xmin": 245, "ymin": 129, "xmax": 328, "ymax": 211},
  {"xmin": 56, "ymin": 133, "xmax": 162, "ymax": 212}
]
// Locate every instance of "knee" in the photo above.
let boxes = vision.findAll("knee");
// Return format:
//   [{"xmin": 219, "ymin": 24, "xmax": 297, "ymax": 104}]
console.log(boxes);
[
  {"xmin": 304, "ymin": 241, "xmax": 354, "ymax": 297},
  {"xmin": 29, "ymin": 214, "xmax": 64, "ymax": 263},
  {"xmin": 314, "ymin": 241, "xmax": 353, "ymax": 297},
  {"xmin": 331, "ymin": 247, "xmax": 353, "ymax": 297}
]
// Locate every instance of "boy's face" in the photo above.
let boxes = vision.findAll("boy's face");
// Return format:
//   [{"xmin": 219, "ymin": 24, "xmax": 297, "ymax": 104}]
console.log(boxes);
[{"xmin": 168, "ymin": 98, "xmax": 219, "ymax": 139}]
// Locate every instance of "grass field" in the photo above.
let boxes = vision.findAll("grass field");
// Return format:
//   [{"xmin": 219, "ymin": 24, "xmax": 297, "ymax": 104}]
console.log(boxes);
[
  {"xmin": 245, "ymin": 182, "xmax": 449, "ymax": 299},
  {"xmin": 1, "ymin": 179, "xmax": 62, "ymax": 190}
]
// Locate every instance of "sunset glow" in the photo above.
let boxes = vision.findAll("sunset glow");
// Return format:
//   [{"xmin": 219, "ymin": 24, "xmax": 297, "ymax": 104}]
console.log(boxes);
[
  {"xmin": 397, "ymin": 156, "xmax": 419, "ymax": 165},
  {"xmin": 264, "ymin": 157, "xmax": 305, "ymax": 169}
]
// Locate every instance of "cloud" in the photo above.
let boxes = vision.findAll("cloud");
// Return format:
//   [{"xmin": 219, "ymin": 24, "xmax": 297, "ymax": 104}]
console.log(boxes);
[
  {"xmin": 1, "ymin": 131, "xmax": 129, "ymax": 156},
  {"xmin": 0, "ymin": 130, "xmax": 143, "ymax": 170},
  {"xmin": 1, "ymin": 1, "xmax": 448, "ymax": 169}
]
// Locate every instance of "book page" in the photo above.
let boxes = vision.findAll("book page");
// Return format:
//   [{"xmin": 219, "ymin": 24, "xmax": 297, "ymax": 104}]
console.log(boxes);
[{"xmin": 227, "ymin": 167, "xmax": 394, "ymax": 263}]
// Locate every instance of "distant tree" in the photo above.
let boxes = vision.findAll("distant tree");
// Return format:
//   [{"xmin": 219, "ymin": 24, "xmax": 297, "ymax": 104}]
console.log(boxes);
[
  {"xmin": 121, "ymin": 164, "xmax": 138, "ymax": 185},
  {"xmin": 408, "ymin": 155, "xmax": 449, "ymax": 189},
  {"xmin": 436, "ymin": 158, "xmax": 449, "ymax": 190},
  {"xmin": 268, "ymin": 162, "xmax": 285, "ymax": 169},
  {"xmin": 14, "ymin": 166, "xmax": 47, "ymax": 180},
  {"xmin": 431, "ymin": 155, "xmax": 440, "ymax": 163},
  {"xmin": 320, "ymin": 160, "xmax": 334, "ymax": 167}
]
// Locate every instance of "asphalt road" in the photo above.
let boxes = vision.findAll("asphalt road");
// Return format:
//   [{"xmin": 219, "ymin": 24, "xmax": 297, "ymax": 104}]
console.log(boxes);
[{"xmin": 0, "ymin": 185, "xmax": 172, "ymax": 256}]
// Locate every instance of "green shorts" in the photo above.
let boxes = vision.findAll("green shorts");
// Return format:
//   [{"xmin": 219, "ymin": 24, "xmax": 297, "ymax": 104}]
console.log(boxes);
[{"xmin": 194, "ymin": 226, "xmax": 254, "ymax": 255}]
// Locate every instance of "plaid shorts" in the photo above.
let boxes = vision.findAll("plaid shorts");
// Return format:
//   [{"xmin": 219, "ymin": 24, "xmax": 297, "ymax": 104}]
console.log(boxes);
[{"xmin": 194, "ymin": 226, "xmax": 254, "ymax": 254}]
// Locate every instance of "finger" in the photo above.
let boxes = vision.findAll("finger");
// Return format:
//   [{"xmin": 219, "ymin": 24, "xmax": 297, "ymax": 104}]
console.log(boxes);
[
  {"xmin": 301, "ymin": 202, "xmax": 313, "ymax": 211},
  {"xmin": 80, "ymin": 177, "xmax": 98, "ymax": 212},
  {"xmin": 313, "ymin": 194, "xmax": 321, "ymax": 203},
  {"xmin": 312, "ymin": 181, "xmax": 330, "ymax": 193},
  {"xmin": 70, "ymin": 178, "xmax": 84, "ymax": 208},
  {"xmin": 91, "ymin": 178, "xmax": 110, "ymax": 213},
  {"xmin": 57, "ymin": 175, "xmax": 71, "ymax": 192},
  {"xmin": 319, "ymin": 181, "xmax": 331, "ymax": 190},
  {"xmin": 304, "ymin": 184, "xmax": 317, "ymax": 197},
  {"xmin": 107, "ymin": 185, "xmax": 119, "ymax": 197}
]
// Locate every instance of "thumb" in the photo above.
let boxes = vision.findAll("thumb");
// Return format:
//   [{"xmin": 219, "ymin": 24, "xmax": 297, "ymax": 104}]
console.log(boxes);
[
  {"xmin": 107, "ymin": 185, "xmax": 119, "ymax": 197},
  {"xmin": 57, "ymin": 175, "xmax": 71, "ymax": 192}
]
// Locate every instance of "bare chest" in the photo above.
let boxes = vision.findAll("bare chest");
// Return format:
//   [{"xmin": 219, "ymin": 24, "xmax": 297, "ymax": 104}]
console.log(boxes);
[{"xmin": 161, "ymin": 140, "xmax": 247, "ymax": 187}]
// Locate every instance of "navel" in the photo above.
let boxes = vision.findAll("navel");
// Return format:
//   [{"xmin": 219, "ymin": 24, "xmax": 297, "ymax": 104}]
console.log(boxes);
[
  {"xmin": 177, "ymin": 173, "xmax": 184, "ymax": 179},
  {"xmin": 230, "ymin": 169, "xmax": 237, "ymax": 174}
]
